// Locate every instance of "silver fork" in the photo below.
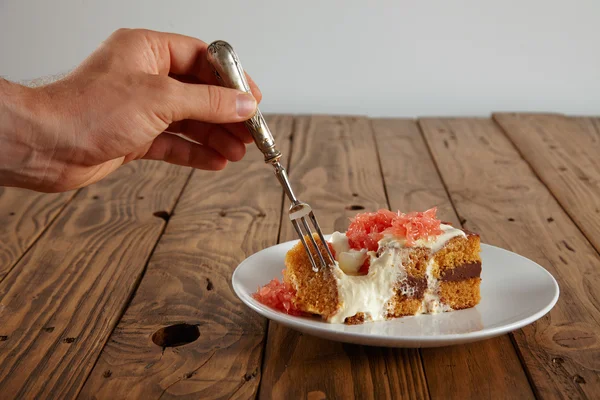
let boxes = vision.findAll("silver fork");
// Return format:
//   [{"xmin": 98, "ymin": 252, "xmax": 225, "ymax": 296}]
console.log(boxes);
[{"xmin": 207, "ymin": 40, "xmax": 335, "ymax": 271}]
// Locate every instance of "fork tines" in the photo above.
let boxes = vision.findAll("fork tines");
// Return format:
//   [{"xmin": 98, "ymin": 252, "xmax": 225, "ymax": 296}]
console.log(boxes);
[{"xmin": 289, "ymin": 203, "xmax": 335, "ymax": 272}]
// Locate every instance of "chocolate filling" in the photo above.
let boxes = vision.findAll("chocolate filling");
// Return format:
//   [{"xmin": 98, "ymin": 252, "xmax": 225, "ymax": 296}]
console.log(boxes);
[
  {"xmin": 396, "ymin": 261, "xmax": 481, "ymax": 299},
  {"xmin": 398, "ymin": 276, "xmax": 427, "ymax": 299},
  {"xmin": 440, "ymin": 261, "xmax": 482, "ymax": 282}
]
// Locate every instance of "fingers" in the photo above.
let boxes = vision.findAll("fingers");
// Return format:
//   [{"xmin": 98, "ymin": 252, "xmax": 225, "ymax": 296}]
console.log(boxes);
[
  {"xmin": 169, "ymin": 72, "xmax": 262, "ymax": 105},
  {"xmin": 222, "ymin": 122, "xmax": 254, "ymax": 144},
  {"xmin": 168, "ymin": 120, "xmax": 247, "ymax": 162},
  {"xmin": 170, "ymin": 120, "xmax": 253, "ymax": 145},
  {"xmin": 241, "ymin": 73, "xmax": 263, "ymax": 104},
  {"xmin": 143, "ymin": 133, "xmax": 227, "ymax": 170},
  {"xmin": 139, "ymin": 30, "xmax": 262, "ymax": 102},
  {"xmin": 156, "ymin": 77, "xmax": 257, "ymax": 124}
]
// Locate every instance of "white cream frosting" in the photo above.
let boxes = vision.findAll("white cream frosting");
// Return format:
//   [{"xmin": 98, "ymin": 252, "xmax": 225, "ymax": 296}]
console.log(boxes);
[
  {"xmin": 327, "ymin": 223, "xmax": 465, "ymax": 323},
  {"xmin": 378, "ymin": 224, "xmax": 466, "ymax": 253},
  {"xmin": 421, "ymin": 258, "xmax": 452, "ymax": 314},
  {"xmin": 330, "ymin": 232, "xmax": 368, "ymax": 275},
  {"xmin": 328, "ymin": 247, "xmax": 407, "ymax": 323}
]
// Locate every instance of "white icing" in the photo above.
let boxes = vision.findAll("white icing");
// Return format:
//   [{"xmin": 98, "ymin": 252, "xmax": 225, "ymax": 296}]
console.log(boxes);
[
  {"xmin": 328, "ymin": 248, "xmax": 407, "ymax": 323},
  {"xmin": 330, "ymin": 231, "xmax": 368, "ymax": 275},
  {"xmin": 330, "ymin": 231, "xmax": 349, "ymax": 254},
  {"xmin": 421, "ymin": 258, "xmax": 452, "ymax": 314},
  {"xmin": 378, "ymin": 224, "xmax": 466, "ymax": 253},
  {"xmin": 326, "ymin": 223, "xmax": 464, "ymax": 323}
]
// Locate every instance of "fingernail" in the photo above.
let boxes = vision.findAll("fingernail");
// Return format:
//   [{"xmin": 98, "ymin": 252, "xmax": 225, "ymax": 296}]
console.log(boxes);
[{"xmin": 236, "ymin": 93, "xmax": 257, "ymax": 118}]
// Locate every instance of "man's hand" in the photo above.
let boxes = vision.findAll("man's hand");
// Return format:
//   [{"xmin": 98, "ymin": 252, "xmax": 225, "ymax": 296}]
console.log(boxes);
[{"xmin": 0, "ymin": 28, "xmax": 261, "ymax": 192}]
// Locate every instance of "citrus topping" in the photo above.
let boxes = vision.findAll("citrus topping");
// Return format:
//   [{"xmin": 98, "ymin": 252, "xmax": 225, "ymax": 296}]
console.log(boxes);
[
  {"xmin": 253, "ymin": 275, "xmax": 301, "ymax": 315},
  {"xmin": 346, "ymin": 209, "xmax": 398, "ymax": 251},
  {"xmin": 346, "ymin": 207, "xmax": 443, "ymax": 251},
  {"xmin": 383, "ymin": 207, "xmax": 443, "ymax": 246}
]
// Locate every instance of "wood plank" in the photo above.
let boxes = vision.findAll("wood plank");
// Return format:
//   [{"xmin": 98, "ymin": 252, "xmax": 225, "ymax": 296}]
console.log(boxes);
[
  {"xmin": 493, "ymin": 113, "xmax": 600, "ymax": 256},
  {"xmin": 259, "ymin": 116, "xmax": 429, "ymax": 400},
  {"xmin": 574, "ymin": 117, "xmax": 600, "ymax": 138},
  {"xmin": 80, "ymin": 116, "xmax": 293, "ymax": 399},
  {"xmin": 419, "ymin": 118, "xmax": 600, "ymax": 399},
  {"xmin": 371, "ymin": 119, "xmax": 534, "ymax": 399},
  {"xmin": 371, "ymin": 119, "xmax": 458, "ymax": 222},
  {"xmin": 0, "ymin": 188, "xmax": 76, "ymax": 280},
  {"xmin": 0, "ymin": 160, "xmax": 191, "ymax": 399}
]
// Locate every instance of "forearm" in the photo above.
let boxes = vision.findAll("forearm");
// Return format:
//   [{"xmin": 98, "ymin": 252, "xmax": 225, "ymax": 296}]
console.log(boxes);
[{"xmin": 0, "ymin": 79, "xmax": 49, "ymax": 189}]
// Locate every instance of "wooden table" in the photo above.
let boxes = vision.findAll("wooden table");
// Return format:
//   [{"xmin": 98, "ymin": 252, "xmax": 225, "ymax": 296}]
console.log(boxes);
[{"xmin": 1, "ymin": 114, "xmax": 599, "ymax": 399}]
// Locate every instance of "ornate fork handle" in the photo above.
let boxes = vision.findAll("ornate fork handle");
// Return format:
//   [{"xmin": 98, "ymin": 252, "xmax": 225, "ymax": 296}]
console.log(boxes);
[
  {"xmin": 206, "ymin": 41, "xmax": 281, "ymax": 164},
  {"xmin": 207, "ymin": 40, "xmax": 334, "ymax": 270}
]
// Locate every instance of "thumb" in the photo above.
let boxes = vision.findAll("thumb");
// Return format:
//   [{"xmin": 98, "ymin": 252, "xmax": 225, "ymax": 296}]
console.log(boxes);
[{"xmin": 158, "ymin": 77, "xmax": 258, "ymax": 124}]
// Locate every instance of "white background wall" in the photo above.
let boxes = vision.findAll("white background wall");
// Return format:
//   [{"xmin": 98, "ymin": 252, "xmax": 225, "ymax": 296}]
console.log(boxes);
[{"xmin": 1, "ymin": 0, "xmax": 598, "ymax": 117}]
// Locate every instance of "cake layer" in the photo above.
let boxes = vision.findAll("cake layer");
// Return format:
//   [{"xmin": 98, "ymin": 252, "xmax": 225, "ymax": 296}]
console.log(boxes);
[
  {"xmin": 396, "ymin": 260, "xmax": 481, "ymax": 296},
  {"xmin": 439, "ymin": 278, "xmax": 481, "ymax": 310},
  {"xmin": 432, "ymin": 233, "xmax": 481, "ymax": 279},
  {"xmin": 283, "ymin": 238, "xmax": 340, "ymax": 318},
  {"xmin": 386, "ymin": 298, "xmax": 423, "ymax": 319},
  {"xmin": 345, "ymin": 312, "xmax": 370, "ymax": 325}
]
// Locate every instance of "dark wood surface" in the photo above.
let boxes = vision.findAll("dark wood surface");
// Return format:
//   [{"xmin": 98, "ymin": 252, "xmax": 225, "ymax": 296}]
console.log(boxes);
[
  {"xmin": 0, "ymin": 161, "xmax": 191, "ymax": 399},
  {"xmin": 0, "ymin": 114, "xmax": 598, "ymax": 399},
  {"xmin": 80, "ymin": 115, "xmax": 292, "ymax": 399},
  {"xmin": 373, "ymin": 119, "xmax": 534, "ymax": 400},
  {"xmin": 0, "ymin": 188, "xmax": 76, "ymax": 281},
  {"xmin": 420, "ymin": 118, "xmax": 600, "ymax": 399},
  {"xmin": 259, "ymin": 116, "xmax": 417, "ymax": 400}
]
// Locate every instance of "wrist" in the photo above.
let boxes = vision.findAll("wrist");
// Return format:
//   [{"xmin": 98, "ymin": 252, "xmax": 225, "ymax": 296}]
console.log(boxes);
[{"xmin": 0, "ymin": 79, "xmax": 50, "ymax": 189}]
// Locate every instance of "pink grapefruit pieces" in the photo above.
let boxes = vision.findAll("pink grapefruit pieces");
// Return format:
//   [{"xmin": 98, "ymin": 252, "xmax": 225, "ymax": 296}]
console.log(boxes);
[
  {"xmin": 346, "ymin": 207, "xmax": 443, "ymax": 274},
  {"xmin": 346, "ymin": 209, "xmax": 398, "ymax": 252},
  {"xmin": 347, "ymin": 207, "xmax": 443, "ymax": 251},
  {"xmin": 253, "ymin": 274, "xmax": 301, "ymax": 316}
]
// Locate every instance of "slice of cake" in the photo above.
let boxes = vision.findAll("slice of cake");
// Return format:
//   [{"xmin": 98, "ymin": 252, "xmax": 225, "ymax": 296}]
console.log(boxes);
[{"xmin": 253, "ymin": 208, "xmax": 481, "ymax": 324}]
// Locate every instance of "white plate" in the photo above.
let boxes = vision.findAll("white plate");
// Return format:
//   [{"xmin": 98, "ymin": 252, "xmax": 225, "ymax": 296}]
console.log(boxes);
[{"xmin": 232, "ymin": 236, "xmax": 559, "ymax": 348}]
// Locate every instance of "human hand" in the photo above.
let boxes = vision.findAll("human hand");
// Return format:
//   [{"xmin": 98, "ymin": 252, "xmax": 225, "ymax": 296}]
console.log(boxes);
[{"xmin": 0, "ymin": 28, "xmax": 261, "ymax": 192}]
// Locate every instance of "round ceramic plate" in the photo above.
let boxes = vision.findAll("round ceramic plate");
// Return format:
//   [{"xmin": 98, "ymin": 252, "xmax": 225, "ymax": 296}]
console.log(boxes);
[{"xmin": 232, "ymin": 236, "xmax": 559, "ymax": 348}]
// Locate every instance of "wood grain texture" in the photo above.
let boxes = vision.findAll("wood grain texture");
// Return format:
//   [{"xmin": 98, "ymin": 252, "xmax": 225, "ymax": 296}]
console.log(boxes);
[
  {"xmin": 371, "ymin": 119, "xmax": 458, "ymax": 225},
  {"xmin": 259, "ymin": 116, "xmax": 429, "ymax": 400},
  {"xmin": 0, "ymin": 160, "xmax": 190, "ymax": 399},
  {"xmin": 575, "ymin": 117, "xmax": 600, "ymax": 140},
  {"xmin": 420, "ymin": 118, "xmax": 600, "ymax": 400},
  {"xmin": 80, "ymin": 116, "xmax": 293, "ymax": 399},
  {"xmin": 371, "ymin": 119, "xmax": 534, "ymax": 400},
  {"xmin": 494, "ymin": 113, "xmax": 600, "ymax": 256},
  {"xmin": 0, "ymin": 187, "xmax": 76, "ymax": 280}
]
